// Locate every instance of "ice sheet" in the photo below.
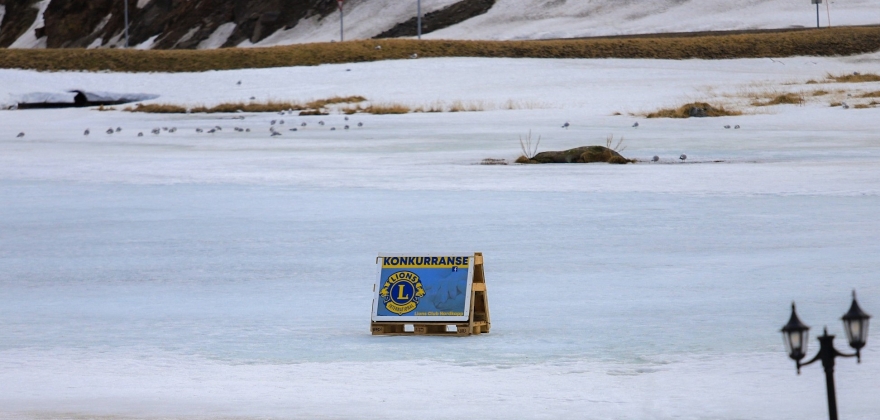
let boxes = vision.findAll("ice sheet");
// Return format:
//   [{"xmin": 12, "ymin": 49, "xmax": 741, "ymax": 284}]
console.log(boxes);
[{"xmin": 0, "ymin": 56, "xmax": 879, "ymax": 419}]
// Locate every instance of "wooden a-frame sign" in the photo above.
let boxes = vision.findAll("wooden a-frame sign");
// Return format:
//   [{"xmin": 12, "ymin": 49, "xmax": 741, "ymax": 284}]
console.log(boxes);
[{"xmin": 371, "ymin": 252, "xmax": 490, "ymax": 336}]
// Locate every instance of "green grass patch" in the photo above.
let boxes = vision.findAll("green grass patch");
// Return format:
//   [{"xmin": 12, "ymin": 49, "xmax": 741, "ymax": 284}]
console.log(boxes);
[{"xmin": 2, "ymin": 27, "xmax": 880, "ymax": 72}]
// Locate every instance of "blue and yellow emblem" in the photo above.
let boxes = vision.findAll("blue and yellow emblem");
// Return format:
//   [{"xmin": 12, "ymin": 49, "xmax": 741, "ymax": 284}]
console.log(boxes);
[{"xmin": 379, "ymin": 271, "xmax": 426, "ymax": 315}]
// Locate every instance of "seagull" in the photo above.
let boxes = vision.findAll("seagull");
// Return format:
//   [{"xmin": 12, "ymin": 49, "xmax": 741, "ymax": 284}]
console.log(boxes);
[
  {"xmin": 169, "ymin": 127, "xmax": 176, "ymax": 133},
  {"xmin": 652, "ymin": 155, "xmax": 659, "ymax": 162},
  {"xmin": 271, "ymin": 120, "xmax": 276, "ymax": 125},
  {"xmin": 289, "ymin": 128, "xmax": 298, "ymax": 132},
  {"xmin": 632, "ymin": 122, "xmax": 639, "ymax": 128},
  {"xmin": 562, "ymin": 122, "xmax": 570, "ymax": 129},
  {"xmin": 245, "ymin": 128, "xmax": 250, "ymax": 132},
  {"xmin": 375, "ymin": 45, "xmax": 382, "ymax": 50},
  {"xmin": 214, "ymin": 126, "xmax": 222, "ymax": 131},
  {"xmin": 84, "ymin": 129, "xmax": 90, "ymax": 136},
  {"xmin": 279, "ymin": 120, "xmax": 284, "ymax": 125},
  {"xmin": 271, "ymin": 131, "xmax": 281, "ymax": 137},
  {"xmin": 734, "ymin": 125, "xmax": 740, "ymax": 129},
  {"xmin": 344, "ymin": 116, "xmax": 349, "ymax": 121},
  {"xmin": 724, "ymin": 125, "xmax": 730, "ymax": 129},
  {"xmin": 842, "ymin": 102, "xmax": 850, "ymax": 109},
  {"xmin": 301, "ymin": 122, "xmax": 307, "ymax": 127},
  {"xmin": 196, "ymin": 128, "xmax": 203, "ymax": 133},
  {"xmin": 318, "ymin": 121, "xmax": 325, "ymax": 126},
  {"xmin": 106, "ymin": 128, "xmax": 114, "ymax": 134},
  {"xmin": 679, "ymin": 154, "xmax": 687, "ymax": 161},
  {"xmin": 138, "ymin": 132, "xmax": 144, "ymax": 137},
  {"xmin": 410, "ymin": 53, "xmax": 418, "ymax": 59},
  {"xmin": 207, "ymin": 129, "xmax": 216, "ymax": 134},
  {"xmin": 151, "ymin": 128, "xmax": 160, "ymax": 135},
  {"xmin": 116, "ymin": 127, "xmax": 122, "ymax": 132},
  {"xmin": 237, "ymin": 80, "xmax": 242, "ymax": 85},
  {"xmin": 16, "ymin": 132, "xmax": 24, "ymax": 138},
  {"xmin": 330, "ymin": 127, "xmax": 336, "ymax": 131},
  {"xmin": 357, "ymin": 122, "xmax": 363, "ymax": 127},
  {"xmin": 249, "ymin": 96, "xmax": 256, "ymax": 100},
  {"xmin": 278, "ymin": 112, "xmax": 285, "ymax": 116},
  {"xmin": 344, "ymin": 125, "xmax": 350, "ymax": 130},
  {"xmin": 162, "ymin": 127, "xmax": 168, "ymax": 131}
]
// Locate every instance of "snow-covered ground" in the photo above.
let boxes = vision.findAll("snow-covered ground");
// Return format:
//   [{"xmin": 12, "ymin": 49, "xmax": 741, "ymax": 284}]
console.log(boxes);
[{"xmin": 1, "ymin": 54, "xmax": 879, "ymax": 419}]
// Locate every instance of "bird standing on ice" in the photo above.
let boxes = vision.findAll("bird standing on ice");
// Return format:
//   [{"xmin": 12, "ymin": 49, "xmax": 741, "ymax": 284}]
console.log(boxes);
[
  {"xmin": 84, "ymin": 129, "xmax": 90, "ymax": 136},
  {"xmin": 632, "ymin": 122, "xmax": 639, "ymax": 128},
  {"xmin": 652, "ymin": 155, "xmax": 659, "ymax": 162},
  {"xmin": 16, "ymin": 132, "xmax": 25, "ymax": 138},
  {"xmin": 679, "ymin": 154, "xmax": 687, "ymax": 161},
  {"xmin": 562, "ymin": 122, "xmax": 570, "ymax": 129}
]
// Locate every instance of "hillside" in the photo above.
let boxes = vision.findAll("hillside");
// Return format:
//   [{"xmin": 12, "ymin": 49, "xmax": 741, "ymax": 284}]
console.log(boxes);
[{"xmin": 0, "ymin": 0, "xmax": 879, "ymax": 50}]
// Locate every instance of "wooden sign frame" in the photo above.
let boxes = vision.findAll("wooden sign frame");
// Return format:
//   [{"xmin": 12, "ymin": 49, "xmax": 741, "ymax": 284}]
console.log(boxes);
[{"xmin": 371, "ymin": 252, "xmax": 490, "ymax": 336}]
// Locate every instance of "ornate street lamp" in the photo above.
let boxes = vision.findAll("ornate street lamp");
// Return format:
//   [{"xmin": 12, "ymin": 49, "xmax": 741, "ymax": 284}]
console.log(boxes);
[{"xmin": 781, "ymin": 291, "xmax": 871, "ymax": 420}]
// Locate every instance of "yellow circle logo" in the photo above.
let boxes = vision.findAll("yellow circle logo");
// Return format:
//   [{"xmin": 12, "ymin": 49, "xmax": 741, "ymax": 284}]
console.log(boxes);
[{"xmin": 379, "ymin": 271, "xmax": 425, "ymax": 315}]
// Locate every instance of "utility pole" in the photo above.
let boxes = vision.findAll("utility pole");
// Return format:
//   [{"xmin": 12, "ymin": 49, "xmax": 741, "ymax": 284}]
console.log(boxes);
[
  {"xmin": 124, "ymin": 0, "xmax": 130, "ymax": 48},
  {"xmin": 417, "ymin": 0, "xmax": 422, "ymax": 39},
  {"xmin": 338, "ymin": 0, "xmax": 344, "ymax": 42},
  {"xmin": 812, "ymin": 0, "xmax": 821, "ymax": 29}
]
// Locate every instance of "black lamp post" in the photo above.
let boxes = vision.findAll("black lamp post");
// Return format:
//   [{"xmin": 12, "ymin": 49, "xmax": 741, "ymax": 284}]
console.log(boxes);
[{"xmin": 781, "ymin": 291, "xmax": 871, "ymax": 420}]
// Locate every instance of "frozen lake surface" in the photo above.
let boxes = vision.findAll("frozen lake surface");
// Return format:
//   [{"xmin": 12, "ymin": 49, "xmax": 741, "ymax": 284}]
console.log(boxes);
[{"xmin": 1, "ymin": 56, "xmax": 879, "ymax": 419}]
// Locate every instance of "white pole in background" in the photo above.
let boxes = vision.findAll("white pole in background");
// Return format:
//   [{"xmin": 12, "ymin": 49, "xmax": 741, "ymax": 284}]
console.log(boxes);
[
  {"xmin": 124, "ymin": 0, "xmax": 129, "ymax": 48},
  {"xmin": 338, "ymin": 0, "xmax": 344, "ymax": 42},
  {"xmin": 826, "ymin": 0, "xmax": 831, "ymax": 27},
  {"xmin": 417, "ymin": 0, "xmax": 422, "ymax": 39}
]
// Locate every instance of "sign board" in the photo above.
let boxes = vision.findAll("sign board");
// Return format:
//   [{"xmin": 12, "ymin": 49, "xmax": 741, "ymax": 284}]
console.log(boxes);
[
  {"xmin": 811, "ymin": 0, "xmax": 821, "ymax": 4},
  {"xmin": 338, "ymin": 0, "xmax": 344, "ymax": 10},
  {"xmin": 372, "ymin": 253, "xmax": 474, "ymax": 322}
]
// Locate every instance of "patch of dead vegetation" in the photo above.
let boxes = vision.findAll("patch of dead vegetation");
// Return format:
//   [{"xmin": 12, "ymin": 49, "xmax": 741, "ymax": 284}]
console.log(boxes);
[
  {"xmin": 362, "ymin": 103, "xmax": 411, "ymax": 114},
  {"xmin": 646, "ymin": 102, "xmax": 741, "ymax": 119},
  {"xmin": 827, "ymin": 72, "xmax": 880, "ymax": 83},
  {"xmin": 4, "ymin": 27, "xmax": 880, "ymax": 72},
  {"xmin": 751, "ymin": 92, "xmax": 804, "ymax": 106}
]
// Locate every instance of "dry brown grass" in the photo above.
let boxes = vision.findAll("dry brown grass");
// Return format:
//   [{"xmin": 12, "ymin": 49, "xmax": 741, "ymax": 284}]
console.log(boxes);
[
  {"xmin": 362, "ymin": 103, "xmax": 411, "ymax": 114},
  {"xmin": 305, "ymin": 95, "xmax": 367, "ymax": 109},
  {"xmin": 4, "ymin": 27, "xmax": 880, "ymax": 72},
  {"xmin": 448, "ymin": 100, "xmax": 485, "ymax": 112},
  {"xmin": 827, "ymin": 72, "xmax": 880, "ymax": 83},
  {"xmin": 858, "ymin": 90, "xmax": 880, "ymax": 97},
  {"xmin": 646, "ymin": 102, "xmax": 741, "ymax": 118},
  {"xmin": 752, "ymin": 92, "xmax": 804, "ymax": 106},
  {"xmin": 812, "ymin": 90, "xmax": 830, "ymax": 96},
  {"xmin": 194, "ymin": 100, "xmax": 305, "ymax": 113},
  {"xmin": 124, "ymin": 103, "xmax": 189, "ymax": 113},
  {"xmin": 125, "ymin": 98, "xmax": 364, "ymax": 114}
]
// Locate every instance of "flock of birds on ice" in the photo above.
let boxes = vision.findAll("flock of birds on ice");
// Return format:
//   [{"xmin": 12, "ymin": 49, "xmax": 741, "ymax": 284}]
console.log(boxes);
[
  {"xmin": 11, "ymin": 115, "xmax": 743, "ymax": 163},
  {"xmin": 13, "ymin": 111, "xmax": 366, "ymax": 140},
  {"xmin": 10, "ymin": 114, "xmax": 748, "ymax": 163}
]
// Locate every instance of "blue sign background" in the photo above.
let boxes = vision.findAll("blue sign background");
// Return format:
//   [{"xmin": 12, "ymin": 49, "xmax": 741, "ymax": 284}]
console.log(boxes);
[{"xmin": 375, "ymin": 266, "xmax": 469, "ymax": 317}]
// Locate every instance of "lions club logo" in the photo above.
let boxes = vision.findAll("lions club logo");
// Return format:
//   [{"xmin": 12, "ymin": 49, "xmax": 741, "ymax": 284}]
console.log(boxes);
[{"xmin": 379, "ymin": 271, "xmax": 425, "ymax": 315}]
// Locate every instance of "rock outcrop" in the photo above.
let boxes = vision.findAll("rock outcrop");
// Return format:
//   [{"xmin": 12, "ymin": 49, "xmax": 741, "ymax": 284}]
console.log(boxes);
[
  {"xmin": 0, "ymin": 0, "xmax": 495, "ymax": 49},
  {"xmin": 518, "ymin": 146, "xmax": 633, "ymax": 164}
]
